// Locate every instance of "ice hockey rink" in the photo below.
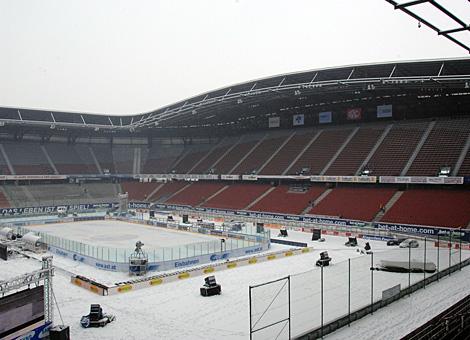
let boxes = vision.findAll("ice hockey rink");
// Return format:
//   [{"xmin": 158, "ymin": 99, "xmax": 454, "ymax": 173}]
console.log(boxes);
[{"xmin": 2, "ymin": 227, "xmax": 470, "ymax": 340}]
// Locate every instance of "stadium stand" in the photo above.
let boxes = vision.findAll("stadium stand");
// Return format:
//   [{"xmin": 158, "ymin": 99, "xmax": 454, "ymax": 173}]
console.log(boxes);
[
  {"xmin": 3, "ymin": 142, "xmax": 54, "ymax": 175},
  {"xmin": 121, "ymin": 181, "xmax": 161, "ymax": 201},
  {"xmin": 366, "ymin": 121, "xmax": 428, "ymax": 176},
  {"xmin": 46, "ymin": 143, "xmax": 98, "ymax": 174},
  {"xmin": 287, "ymin": 128, "xmax": 353, "ymax": 175},
  {"xmin": 112, "ymin": 145, "xmax": 136, "ymax": 174},
  {"xmin": 325, "ymin": 125, "xmax": 386, "ymax": 176},
  {"xmin": 0, "ymin": 189, "xmax": 11, "ymax": 207},
  {"xmin": 172, "ymin": 147, "xmax": 212, "ymax": 174},
  {"xmin": 216, "ymin": 140, "xmax": 258, "ymax": 174},
  {"xmin": 308, "ymin": 187, "xmax": 397, "ymax": 221},
  {"xmin": 260, "ymin": 132, "xmax": 313, "ymax": 175},
  {"xmin": 189, "ymin": 141, "xmax": 234, "ymax": 174},
  {"xmin": 458, "ymin": 149, "xmax": 470, "ymax": 176},
  {"xmin": 202, "ymin": 183, "xmax": 271, "ymax": 210},
  {"xmin": 406, "ymin": 118, "xmax": 470, "ymax": 176},
  {"xmin": 0, "ymin": 146, "xmax": 12, "ymax": 175},
  {"xmin": 232, "ymin": 135, "xmax": 288, "ymax": 175},
  {"xmin": 249, "ymin": 185, "xmax": 326, "ymax": 215},
  {"xmin": 142, "ymin": 145, "xmax": 185, "ymax": 174},
  {"xmin": 381, "ymin": 189, "xmax": 470, "ymax": 228},
  {"xmin": 148, "ymin": 181, "xmax": 189, "ymax": 202},
  {"xmin": 165, "ymin": 182, "xmax": 226, "ymax": 206},
  {"xmin": 91, "ymin": 144, "xmax": 115, "ymax": 174}
]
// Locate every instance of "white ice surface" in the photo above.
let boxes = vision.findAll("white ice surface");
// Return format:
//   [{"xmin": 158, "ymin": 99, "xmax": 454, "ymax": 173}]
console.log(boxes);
[{"xmin": 1, "ymin": 229, "xmax": 468, "ymax": 340}]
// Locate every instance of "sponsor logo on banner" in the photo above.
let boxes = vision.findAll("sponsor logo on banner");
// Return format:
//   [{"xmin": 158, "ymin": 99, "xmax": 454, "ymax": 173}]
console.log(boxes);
[
  {"xmin": 377, "ymin": 104, "xmax": 392, "ymax": 118},
  {"xmin": 293, "ymin": 114, "xmax": 304, "ymax": 126},
  {"xmin": 319, "ymin": 111, "xmax": 332, "ymax": 124},
  {"xmin": 268, "ymin": 116, "xmax": 280, "ymax": 128},
  {"xmin": 379, "ymin": 176, "xmax": 463, "ymax": 185},
  {"xmin": 346, "ymin": 108, "xmax": 362, "ymax": 120}
]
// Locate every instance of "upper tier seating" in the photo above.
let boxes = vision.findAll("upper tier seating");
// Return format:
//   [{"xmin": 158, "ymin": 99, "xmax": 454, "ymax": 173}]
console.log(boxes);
[
  {"xmin": 382, "ymin": 189, "xmax": 470, "ymax": 228},
  {"xmin": 142, "ymin": 145, "xmax": 185, "ymax": 174},
  {"xmin": 113, "ymin": 145, "xmax": 135, "ymax": 174},
  {"xmin": 4, "ymin": 142, "xmax": 54, "ymax": 175},
  {"xmin": 172, "ymin": 148, "xmax": 211, "ymax": 174},
  {"xmin": 458, "ymin": 149, "xmax": 470, "ymax": 176},
  {"xmin": 215, "ymin": 141, "xmax": 258, "ymax": 174},
  {"xmin": 91, "ymin": 145, "xmax": 115, "ymax": 174},
  {"xmin": 406, "ymin": 118, "xmax": 470, "ymax": 176},
  {"xmin": 309, "ymin": 187, "xmax": 397, "ymax": 221},
  {"xmin": 166, "ymin": 182, "xmax": 226, "ymax": 206},
  {"xmin": 260, "ymin": 133, "xmax": 313, "ymax": 175},
  {"xmin": 288, "ymin": 129, "xmax": 352, "ymax": 175},
  {"xmin": 325, "ymin": 126, "xmax": 385, "ymax": 176},
  {"xmin": 366, "ymin": 122, "xmax": 428, "ymax": 176},
  {"xmin": 232, "ymin": 136, "xmax": 287, "ymax": 175},
  {"xmin": 249, "ymin": 185, "xmax": 326, "ymax": 215},
  {"xmin": 202, "ymin": 183, "xmax": 271, "ymax": 210},
  {"xmin": 46, "ymin": 144, "xmax": 97, "ymax": 174},
  {"xmin": 189, "ymin": 143, "xmax": 232, "ymax": 174},
  {"xmin": 121, "ymin": 181, "xmax": 161, "ymax": 201}
]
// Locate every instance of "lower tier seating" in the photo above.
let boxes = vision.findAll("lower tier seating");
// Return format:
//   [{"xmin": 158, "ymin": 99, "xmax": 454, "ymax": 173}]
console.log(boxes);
[{"xmin": 203, "ymin": 183, "xmax": 271, "ymax": 210}]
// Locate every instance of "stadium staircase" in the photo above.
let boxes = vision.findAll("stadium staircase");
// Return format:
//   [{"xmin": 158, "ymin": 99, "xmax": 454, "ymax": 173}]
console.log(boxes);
[
  {"xmin": 88, "ymin": 146, "xmax": 103, "ymax": 174},
  {"xmin": 189, "ymin": 141, "xmax": 233, "ymax": 174},
  {"xmin": 455, "ymin": 133, "xmax": 470, "ymax": 176},
  {"xmin": 166, "ymin": 182, "xmax": 226, "ymax": 206},
  {"xmin": 40, "ymin": 145, "xmax": 59, "ymax": 174},
  {"xmin": 325, "ymin": 125, "xmax": 386, "ymax": 176},
  {"xmin": 366, "ymin": 121, "xmax": 428, "ymax": 176},
  {"xmin": 401, "ymin": 121, "xmax": 436, "ymax": 176},
  {"xmin": 198, "ymin": 185, "xmax": 229, "ymax": 207},
  {"xmin": 321, "ymin": 127, "xmax": 359, "ymax": 175},
  {"xmin": 245, "ymin": 186, "xmax": 277, "ymax": 210},
  {"xmin": 283, "ymin": 130, "xmax": 322, "ymax": 175},
  {"xmin": 258, "ymin": 132, "xmax": 296, "ymax": 174},
  {"xmin": 229, "ymin": 135, "xmax": 267, "ymax": 174},
  {"xmin": 355, "ymin": 124, "xmax": 392, "ymax": 175},
  {"xmin": 209, "ymin": 136, "xmax": 243, "ymax": 173},
  {"xmin": 372, "ymin": 190, "xmax": 403, "ymax": 222},
  {"xmin": 145, "ymin": 183, "xmax": 164, "ymax": 201},
  {"xmin": 150, "ymin": 182, "xmax": 190, "ymax": 203},
  {"xmin": 202, "ymin": 183, "xmax": 272, "ymax": 210},
  {"xmin": 287, "ymin": 128, "xmax": 352, "ymax": 175},
  {"xmin": 302, "ymin": 188, "xmax": 332, "ymax": 215}
]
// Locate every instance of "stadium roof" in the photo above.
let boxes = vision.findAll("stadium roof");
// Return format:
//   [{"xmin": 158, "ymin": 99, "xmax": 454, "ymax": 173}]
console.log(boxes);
[{"xmin": 1, "ymin": 58, "xmax": 469, "ymax": 135}]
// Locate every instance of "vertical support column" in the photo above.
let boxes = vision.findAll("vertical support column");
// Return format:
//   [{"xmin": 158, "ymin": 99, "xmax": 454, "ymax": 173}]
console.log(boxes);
[
  {"xmin": 423, "ymin": 238, "xmax": 427, "ymax": 288},
  {"xmin": 348, "ymin": 258, "xmax": 351, "ymax": 326},
  {"xmin": 288, "ymin": 275, "xmax": 291, "ymax": 340},
  {"xmin": 370, "ymin": 253, "xmax": 374, "ymax": 314},
  {"xmin": 42, "ymin": 256, "xmax": 53, "ymax": 324},
  {"xmin": 320, "ymin": 265, "xmax": 324, "ymax": 339}
]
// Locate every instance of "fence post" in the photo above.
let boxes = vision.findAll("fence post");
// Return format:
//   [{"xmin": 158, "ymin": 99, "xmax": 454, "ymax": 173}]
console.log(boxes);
[
  {"xmin": 371, "ymin": 252, "xmax": 374, "ymax": 315},
  {"xmin": 408, "ymin": 245, "xmax": 411, "ymax": 295},
  {"xmin": 321, "ymin": 265, "xmax": 324, "ymax": 339},
  {"xmin": 288, "ymin": 275, "xmax": 291, "ymax": 340},
  {"xmin": 437, "ymin": 233, "xmax": 440, "ymax": 281},
  {"xmin": 459, "ymin": 232, "xmax": 462, "ymax": 271},
  {"xmin": 449, "ymin": 231, "xmax": 452, "ymax": 276},
  {"xmin": 348, "ymin": 258, "xmax": 351, "ymax": 327},
  {"xmin": 424, "ymin": 237, "xmax": 427, "ymax": 288},
  {"xmin": 249, "ymin": 286, "xmax": 252, "ymax": 340}
]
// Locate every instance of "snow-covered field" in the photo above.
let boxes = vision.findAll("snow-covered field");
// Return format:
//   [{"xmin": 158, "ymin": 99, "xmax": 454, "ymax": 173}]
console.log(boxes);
[{"xmin": 1, "ymin": 228, "xmax": 469, "ymax": 340}]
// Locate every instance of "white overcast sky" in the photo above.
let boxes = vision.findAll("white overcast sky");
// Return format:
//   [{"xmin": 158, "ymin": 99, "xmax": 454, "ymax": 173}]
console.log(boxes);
[{"xmin": 0, "ymin": 0, "xmax": 468, "ymax": 116}]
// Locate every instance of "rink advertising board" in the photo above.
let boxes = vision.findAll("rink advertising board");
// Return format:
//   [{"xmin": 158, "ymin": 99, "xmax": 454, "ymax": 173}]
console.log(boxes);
[
  {"xmin": 0, "ymin": 202, "xmax": 115, "ymax": 216},
  {"xmin": 374, "ymin": 222, "xmax": 470, "ymax": 242}
]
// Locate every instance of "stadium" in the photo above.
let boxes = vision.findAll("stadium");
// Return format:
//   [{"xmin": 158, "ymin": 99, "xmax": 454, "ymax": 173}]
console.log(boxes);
[{"xmin": 1, "ymin": 1, "xmax": 470, "ymax": 340}]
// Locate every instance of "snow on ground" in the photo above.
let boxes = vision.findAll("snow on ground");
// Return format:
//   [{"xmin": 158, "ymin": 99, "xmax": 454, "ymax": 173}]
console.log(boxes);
[{"xmin": 1, "ymin": 228, "xmax": 469, "ymax": 340}]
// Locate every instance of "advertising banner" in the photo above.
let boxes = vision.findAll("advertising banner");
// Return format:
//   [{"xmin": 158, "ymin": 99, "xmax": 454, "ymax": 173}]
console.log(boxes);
[
  {"xmin": 293, "ymin": 114, "xmax": 305, "ymax": 126},
  {"xmin": 377, "ymin": 104, "xmax": 393, "ymax": 118},
  {"xmin": 319, "ymin": 111, "xmax": 332, "ymax": 124},
  {"xmin": 268, "ymin": 116, "xmax": 280, "ymax": 128},
  {"xmin": 346, "ymin": 108, "xmax": 362, "ymax": 120}
]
